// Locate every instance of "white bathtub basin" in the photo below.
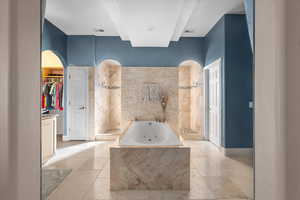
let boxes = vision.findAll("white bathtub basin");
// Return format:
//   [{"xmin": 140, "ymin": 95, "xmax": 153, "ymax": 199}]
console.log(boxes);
[{"xmin": 119, "ymin": 121, "xmax": 182, "ymax": 146}]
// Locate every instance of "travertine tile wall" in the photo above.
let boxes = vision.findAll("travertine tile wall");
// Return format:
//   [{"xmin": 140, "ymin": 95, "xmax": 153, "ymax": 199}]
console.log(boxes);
[
  {"xmin": 190, "ymin": 63, "xmax": 204, "ymax": 136},
  {"xmin": 94, "ymin": 63, "xmax": 202, "ymax": 138},
  {"xmin": 178, "ymin": 62, "xmax": 204, "ymax": 138},
  {"xmin": 178, "ymin": 65, "xmax": 191, "ymax": 131},
  {"xmin": 88, "ymin": 67, "xmax": 95, "ymax": 140},
  {"xmin": 95, "ymin": 62, "xmax": 121, "ymax": 134},
  {"xmin": 122, "ymin": 67, "xmax": 179, "ymax": 134}
]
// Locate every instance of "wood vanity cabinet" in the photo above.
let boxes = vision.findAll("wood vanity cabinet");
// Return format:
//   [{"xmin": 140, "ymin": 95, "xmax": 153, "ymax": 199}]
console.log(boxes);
[{"xmin": 41, "ymin": 115, "xmax": 57, "ymax": 163}]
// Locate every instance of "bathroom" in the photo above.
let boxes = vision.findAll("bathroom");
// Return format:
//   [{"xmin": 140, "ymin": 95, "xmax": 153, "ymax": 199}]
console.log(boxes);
[{"xmin": 41, "ymin": 0, "xmax": 254, "ymax": 199}]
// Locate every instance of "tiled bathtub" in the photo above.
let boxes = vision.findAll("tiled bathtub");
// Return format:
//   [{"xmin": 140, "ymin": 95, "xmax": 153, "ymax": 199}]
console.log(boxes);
[{"xmin": 110, "ymin": 121, "xmax": 190, "ymax": 190}]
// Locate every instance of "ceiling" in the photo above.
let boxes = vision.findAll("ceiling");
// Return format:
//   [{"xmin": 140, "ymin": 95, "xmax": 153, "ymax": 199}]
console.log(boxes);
[{"xmin": 46, "ymin": 0, "xmax": 244, "ymax": 47}]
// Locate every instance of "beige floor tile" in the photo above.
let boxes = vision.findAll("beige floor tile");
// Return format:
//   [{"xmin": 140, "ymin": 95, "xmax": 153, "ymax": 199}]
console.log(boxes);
[
  {"xmin": 44, "ymin": 140, "xmax": 253, "ymax": 200},
  {"xmin": 148, "ymin": 186, "xmax": 215, "ymax": 200},
  {"xmin": 189, "ymin": 176, "xmax": 216, "ymax": 200},
  {"xmin": 46, "ymin": 157, "xmax": 87, "ymax": 170},
  {"xmin": 160, "ymin": 191, "xmax": 189, "ymax": 200},
  {"xmin": 200, "ymin": 176, "xmax": 248, "ymax": 199},
  {"xmin": 79, "ymin": 157, "xmax": 108, "ymax": 170},
  {"xmin": 148, "ymin": 190, "xmax": 188, "ymax": 200},
  {"xmin": 114, "ymin": 190, "xmax": 149, "ymax": 200},
  {"xmin": 48, "ymin": 170, "xmax": 100, "ymax": 200},
  {"xmin": 83, "ymin": 178, "xmax": 112, "ymax": 200},
  {"xmin": 83, "ymin": 178, "xmax": 149, "ymax": 200},
  {"xmin": 98, "ymin": 162, "xmax": 110, "ymax": 178},
  {"xmin": 216, "ymin": 199, "xmax": 251, "ymax": 200},
  {"xmin": 71, "ymin": 149, "xmax": 99, "ymax": 160},
  {"xmin": 57, "ymin": 140, "xmax": 88, "ymax": 149},
  {"xmin": 229, "ymin": 175, "xmax": 254, "ymax": 199}
]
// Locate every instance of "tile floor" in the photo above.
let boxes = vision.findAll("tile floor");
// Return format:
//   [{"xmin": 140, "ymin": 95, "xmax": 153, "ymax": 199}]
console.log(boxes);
[
  {"xmin": 44, "ymin": 140, "xmax": 253, "ymax": 200},
  {"xmin": 56, "ymin": 135, "xmax": 89, "ymax": 149}
]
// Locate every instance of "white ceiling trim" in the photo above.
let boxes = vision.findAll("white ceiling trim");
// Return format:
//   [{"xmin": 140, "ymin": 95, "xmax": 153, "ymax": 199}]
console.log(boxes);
[
  {"xmin": 171, "ymin": 0, "xmax": 198, "ymax": 41},
  {"xmin": 102, "ymin": 0, "xmax": 129, "ymax": 40},
  {"xmin": 45, "ymin": 0, "xmax": 245, "ymax": 47},
  {"xmin": 104, "ymin": 0, "xmax": 192, "ymax": 47}
]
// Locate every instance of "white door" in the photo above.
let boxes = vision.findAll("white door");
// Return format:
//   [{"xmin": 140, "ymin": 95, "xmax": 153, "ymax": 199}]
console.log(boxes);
[
  {"xmin": 67, "ymin": 67, "xmax": 89, "ymax": 140},
  {"xmin": 205, "ymin": 60, "xmax": 221, "ymax": 146}
]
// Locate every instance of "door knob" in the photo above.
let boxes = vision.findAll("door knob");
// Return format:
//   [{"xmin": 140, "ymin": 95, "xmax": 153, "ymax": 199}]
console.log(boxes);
[{"xmin": 79, "ymin": 106, "xmax": 86, "ymax": 110}]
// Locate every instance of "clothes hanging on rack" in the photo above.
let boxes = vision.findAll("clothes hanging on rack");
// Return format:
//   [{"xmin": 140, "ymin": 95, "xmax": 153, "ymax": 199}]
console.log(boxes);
[
  {"xmin": 49, "ymin": 82, "xmax": 57, "ymax": 107},
  {"xmin": 42, "ymin": 81, "xmax": 63, "ymax": 110},
  {"xmin": 43, "ymin": 83, "xmax": 52, "ymax": 109}
]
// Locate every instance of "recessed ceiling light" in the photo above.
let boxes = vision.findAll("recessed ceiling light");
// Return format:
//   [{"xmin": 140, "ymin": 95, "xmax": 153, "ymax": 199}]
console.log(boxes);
[
  {"xmin": 184, "ymin": 29, "xmax": 194, "ymax": 33},
  {"xmin": 94, "ymin": 28, "xmax": 105, "ymax": 33}
]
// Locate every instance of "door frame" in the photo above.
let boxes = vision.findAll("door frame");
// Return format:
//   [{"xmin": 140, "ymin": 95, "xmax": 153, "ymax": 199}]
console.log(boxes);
[
  {"xmin": 4, "ymin": 0, "xmax": 294, "ymax": 199},
  {"xmin": 203, "ymin": 58, "xmax": 222, "ymax": 147},
  {"xmin": 65, "ymin": 67, "xmax": 89, "ymax": 141}
]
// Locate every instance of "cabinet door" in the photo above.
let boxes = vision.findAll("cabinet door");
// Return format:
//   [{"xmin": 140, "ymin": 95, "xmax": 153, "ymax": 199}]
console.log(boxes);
[{"xmin": 42, "ymin": 119, "xmax": 54, "ymax": 162}]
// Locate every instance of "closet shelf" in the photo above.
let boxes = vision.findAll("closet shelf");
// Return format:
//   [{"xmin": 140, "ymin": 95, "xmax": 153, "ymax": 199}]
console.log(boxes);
[{"xmin": 43, "ymin": 76, "xmax": 64, "ymax": 78}]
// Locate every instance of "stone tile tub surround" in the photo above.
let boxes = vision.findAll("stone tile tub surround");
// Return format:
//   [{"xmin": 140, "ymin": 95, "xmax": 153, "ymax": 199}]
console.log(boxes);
[{"xmin": 110, "ymin": 146, "xmax": 190, "ymax": 190}]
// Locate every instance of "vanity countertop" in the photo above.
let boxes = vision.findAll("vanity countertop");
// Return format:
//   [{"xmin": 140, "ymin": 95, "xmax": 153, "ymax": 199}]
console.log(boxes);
[{"xmin": 42, "ymin": 114, "xmax": 58, "ymax": 120}]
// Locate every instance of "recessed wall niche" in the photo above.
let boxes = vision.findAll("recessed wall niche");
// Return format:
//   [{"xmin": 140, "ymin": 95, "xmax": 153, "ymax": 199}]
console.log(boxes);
[
  {"xmin": 95, "ymin": 60, "xmax": 122, "ymax": 137},
  {"xmin": 178, "ymin": 60, "xmax": 204, "ymax": 139}
]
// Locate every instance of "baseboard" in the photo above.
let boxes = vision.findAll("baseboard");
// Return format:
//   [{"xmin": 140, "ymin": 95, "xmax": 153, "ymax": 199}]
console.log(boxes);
[
  {"xmin": 62, "ymin": 135, "xmax": 71, "ymax": 141},
  {"xmin": 95, "ymin": 133, "xmax": 119, "ymax": 141},
  {"xmin": 221, "ymin": 147, "xmax": 253, "ymax": 157},
  {"xmin": 62, "ymin": 135, "xmax": 89, "ymax": 141}
]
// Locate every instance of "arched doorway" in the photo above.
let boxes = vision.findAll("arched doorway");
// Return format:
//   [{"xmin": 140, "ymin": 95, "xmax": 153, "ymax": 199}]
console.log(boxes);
[
  {"xmin": 41, "ymin": 50, "xmax": 65, "ymax": 162},
  {"xmin": 95, "ymin": 60, "xmax": 122, "ymax": 140},
  {"xmin": 41, "ymin": 50, "xmax": 64, "ymax": 130},
  {"xmin": 178, "ymin": 60, "xmax": 204, "ymax": 140}
]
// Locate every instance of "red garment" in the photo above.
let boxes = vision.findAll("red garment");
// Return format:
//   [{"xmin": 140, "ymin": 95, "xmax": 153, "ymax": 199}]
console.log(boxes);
[
  {"xmin": 55, "ymin": 83, "xmax": 63, "ymax": 110},
  {"xmin": 42, "ymin": 94, "xmax": 46, "ymax": 108},
  {"xmin": 55, "ymin": 83, "xmax": 60, "ymax": 110}
]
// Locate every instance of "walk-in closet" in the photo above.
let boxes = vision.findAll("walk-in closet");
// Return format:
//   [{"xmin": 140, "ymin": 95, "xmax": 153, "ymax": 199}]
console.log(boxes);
[{"xmin": 41, "ymin": 50, "xmax": 64, "ymax": 163}]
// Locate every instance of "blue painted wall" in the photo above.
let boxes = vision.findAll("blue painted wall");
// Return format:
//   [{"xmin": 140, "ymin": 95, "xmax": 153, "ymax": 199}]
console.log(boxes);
[
  {"xmin": 224, "ymin": 15, "xmax": 253, "ymax": 148},
  {"xmin": 244, "ymin": 0, "xmax": 254, "ymax": 49},
  {"xmin": 67, "ymin": 36, "xmax": 206, "ymax": 67},
  {"xmin": 205, "ymin": 14, "xmax": 253, "ymax": 148},
  {"xmin": 42, "ymin": 19, "xmax": 68, "ymax": 66},
  {"xmin": 67, "ymin": 36, "xmax": 96, "ymax": 66},
  {"xmin": 95, "ymin": 37, "xmax": 205, "ymax": 66},
  {"xmin": 204, "ymin": 17, "xmax": 226, "ymax": 65}
]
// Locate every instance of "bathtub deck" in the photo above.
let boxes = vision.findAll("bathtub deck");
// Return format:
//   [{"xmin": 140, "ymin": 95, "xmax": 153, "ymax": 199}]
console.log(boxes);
[{"xmin": 110, "ymin": 146, "xmax": 190, "ymax": 190}]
